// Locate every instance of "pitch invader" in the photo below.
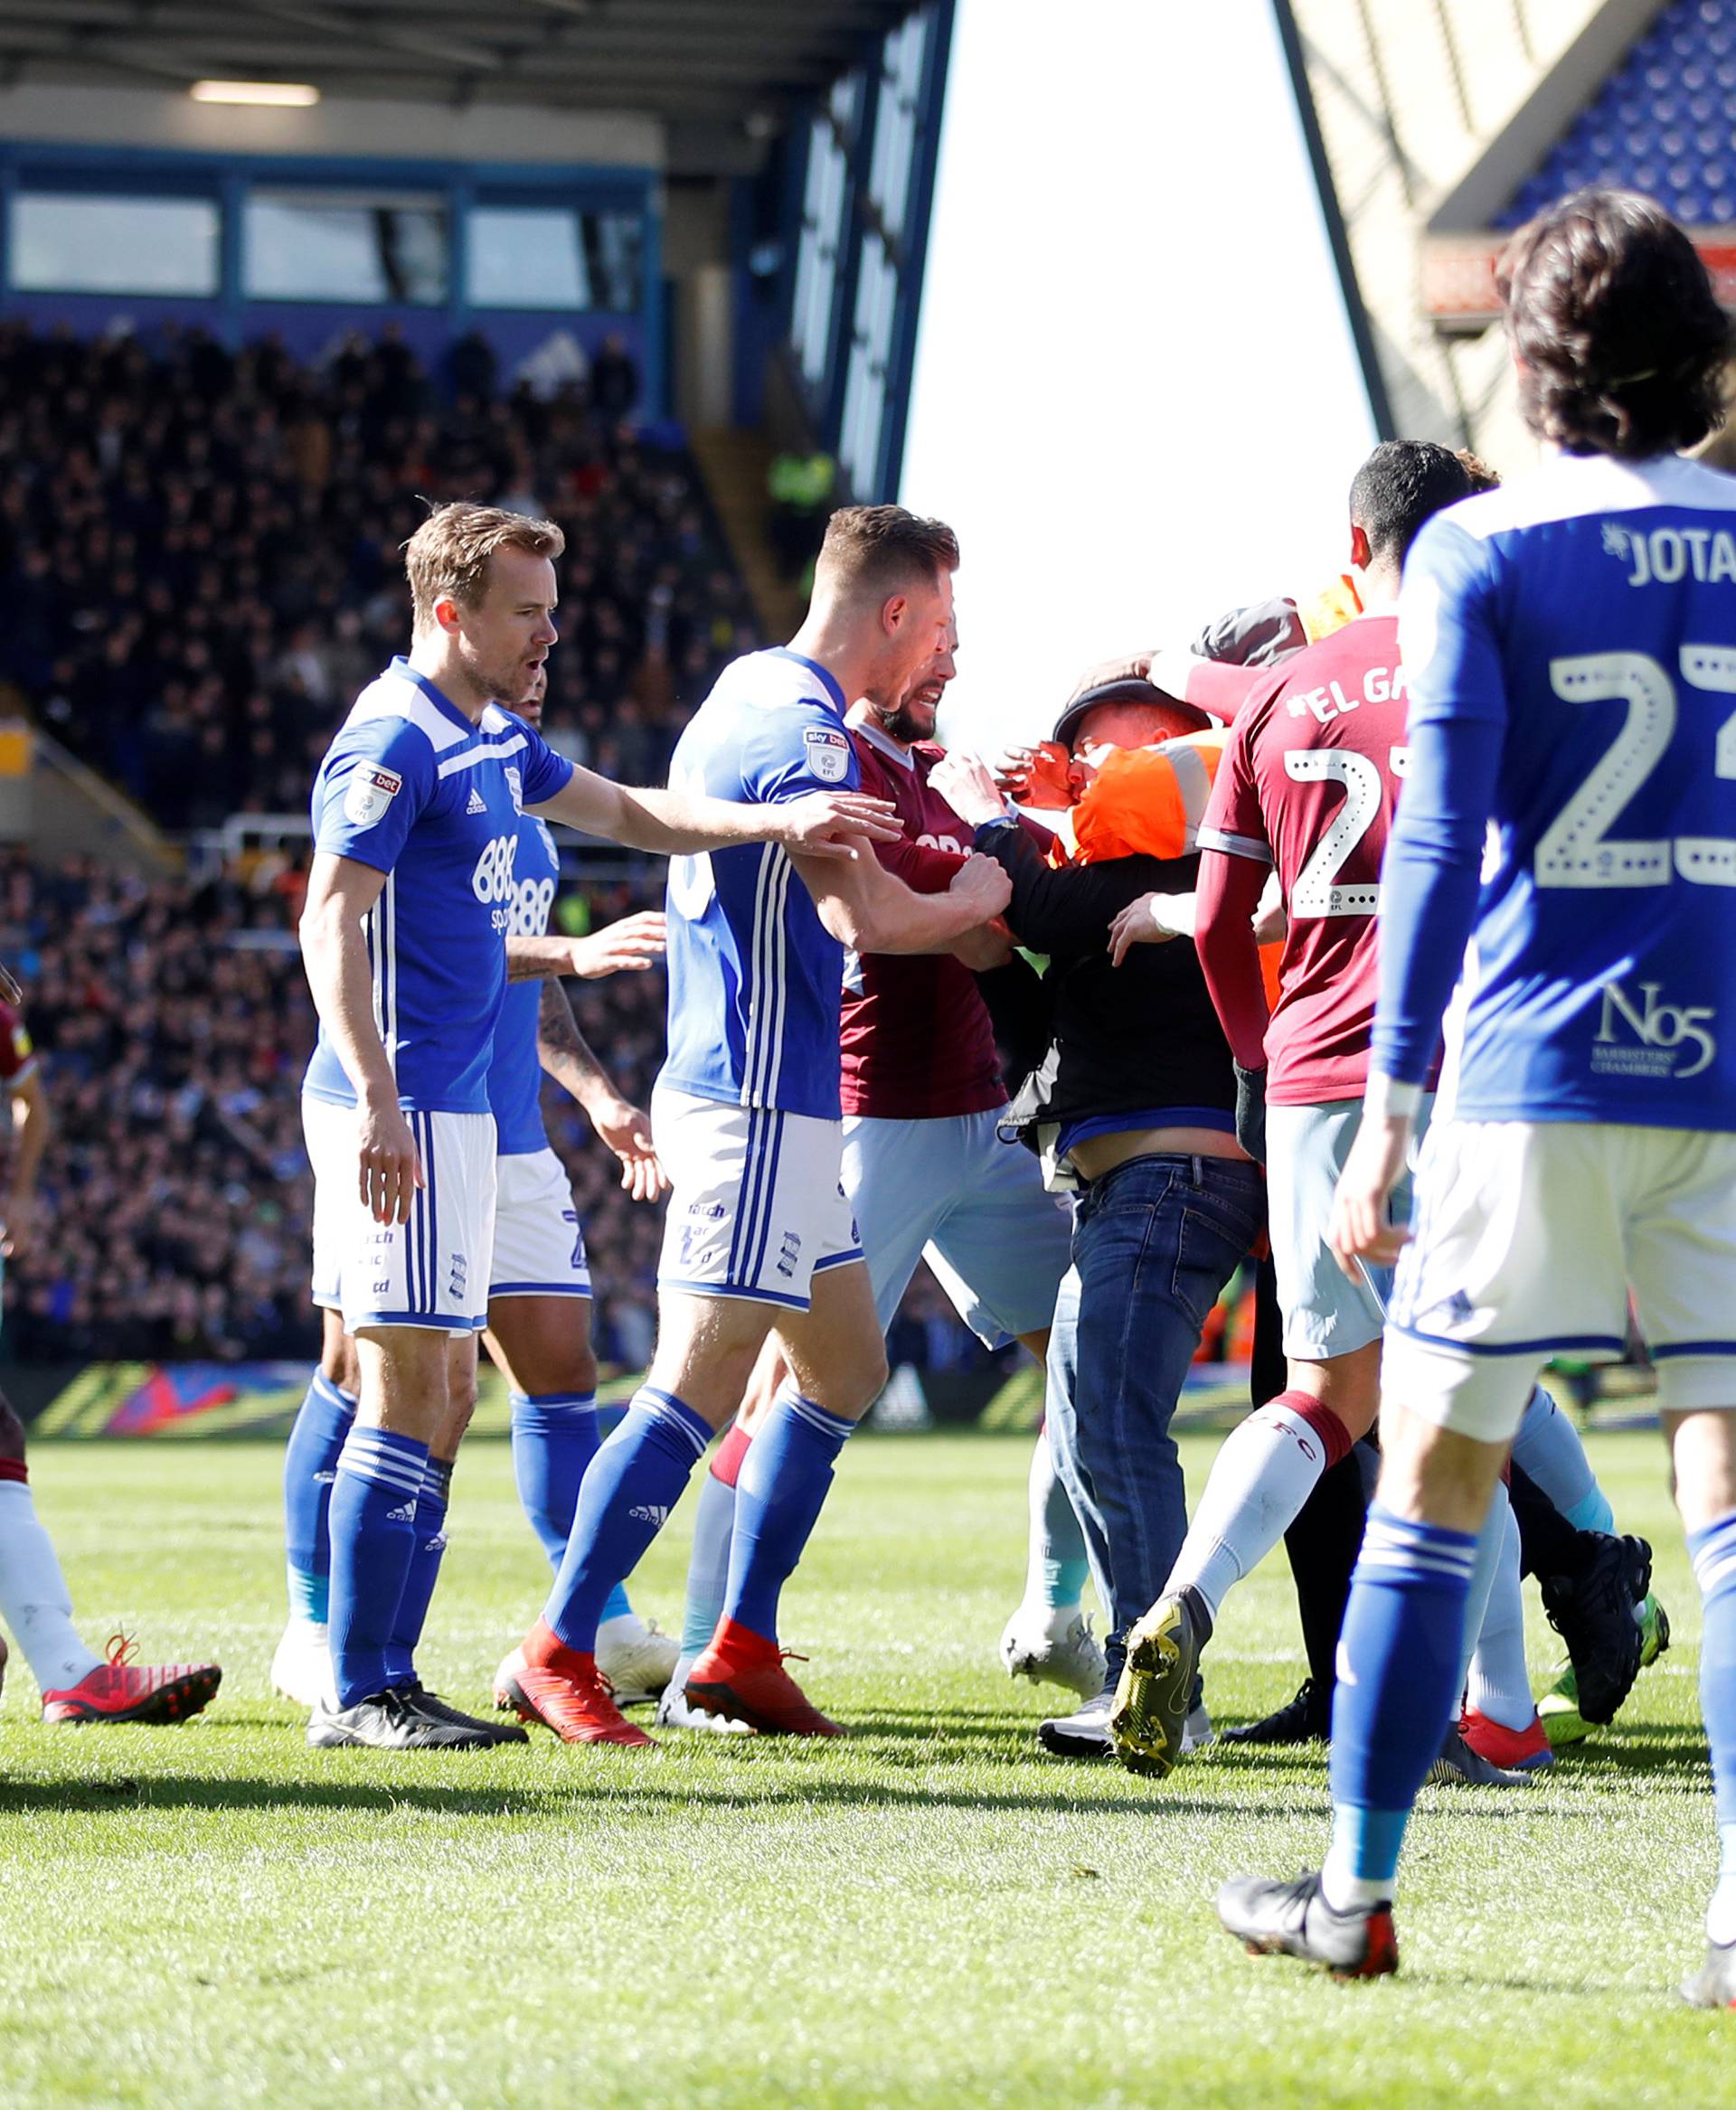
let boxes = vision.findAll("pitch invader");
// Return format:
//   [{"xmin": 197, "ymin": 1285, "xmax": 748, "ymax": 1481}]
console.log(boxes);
[
  {"xmin": 298, "ymin": 501, "xmax": 899, "ymax": 1749},
  {"xmin": 1218, "ymin": 190, "xmax": 1736, "ymax": 1995},
  {"xmin": 655, "ymin": 622, "xmax": 1095, "ymax": 1731},
  {"xmin": 502, "ymin": 505, "xmax": 1014, "ymax": 1746}
]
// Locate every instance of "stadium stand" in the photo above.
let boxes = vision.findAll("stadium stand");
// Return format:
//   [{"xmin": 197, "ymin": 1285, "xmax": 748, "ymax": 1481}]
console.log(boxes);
[
  {"xmin": 0, "ymin": 322, "xmax": 760, "ymax": 830},
  {"xmin": 1499, "ymin": 0, "xmax": 1736, "ymax": 229},
  {"xmin": 0, "ymin": 844, "xmax": 673, "ymax": 1368}
]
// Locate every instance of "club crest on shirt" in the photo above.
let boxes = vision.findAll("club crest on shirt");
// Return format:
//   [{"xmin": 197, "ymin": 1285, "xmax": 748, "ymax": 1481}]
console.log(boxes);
[
  {"xmin": 505, "ymin": 765, "xmax": 524, "ymax": 814},
  {"xmin": 343, "ymin": 764, "xmax": 402, "ymax": 828},
  {"xmin": 803, "ymin": 726, "xmax": 851, "ymax": 784}
]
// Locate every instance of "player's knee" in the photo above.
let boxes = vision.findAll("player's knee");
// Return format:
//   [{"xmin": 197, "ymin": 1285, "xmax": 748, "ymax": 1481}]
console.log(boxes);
[
  {"xmin": 0, "ymin": 1390, "xmax": 25, "ymax": 1463},
  {"xmin": 321, "ymin": 1315, "xmax": 361, "ymax": 1399},
  {"xmin": 839, "ymin": 1340, "xmax": 889, "ymax": 1418}
]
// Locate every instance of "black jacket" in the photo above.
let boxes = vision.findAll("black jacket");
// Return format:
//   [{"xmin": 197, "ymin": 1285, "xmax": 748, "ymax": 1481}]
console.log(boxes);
[{"xmin": 973, "ymin": 818, "xmax": 1237, "ymax": 1175}]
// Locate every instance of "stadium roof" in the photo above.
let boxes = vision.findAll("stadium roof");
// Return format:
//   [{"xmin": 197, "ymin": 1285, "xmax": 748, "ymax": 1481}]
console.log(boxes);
[{"xmin": 0, "ymin": 1, "xmax": 914, "ymax": 126}]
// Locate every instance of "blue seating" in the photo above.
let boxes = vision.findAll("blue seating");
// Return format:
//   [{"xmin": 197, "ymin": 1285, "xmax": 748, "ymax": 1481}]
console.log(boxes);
[{"xmin": 1498, "ymin": 0, "xmax": 1736, "ymax": 225}]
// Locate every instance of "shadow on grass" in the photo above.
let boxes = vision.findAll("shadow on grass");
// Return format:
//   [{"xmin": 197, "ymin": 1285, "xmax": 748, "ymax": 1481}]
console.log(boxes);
[{"xmin": 0, "ymin": 1759, "xmax": 1312, "ymax": 1826}]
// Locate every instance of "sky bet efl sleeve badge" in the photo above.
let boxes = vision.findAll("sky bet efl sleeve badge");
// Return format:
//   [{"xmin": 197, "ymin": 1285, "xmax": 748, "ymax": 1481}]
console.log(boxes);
[
  {"xmin": 343, "ymin": 763, "xmax": 403, "ymax": 828},
  {"xmin": 802, "ymin": 725, "xmax": 851, "ymax": 784}
]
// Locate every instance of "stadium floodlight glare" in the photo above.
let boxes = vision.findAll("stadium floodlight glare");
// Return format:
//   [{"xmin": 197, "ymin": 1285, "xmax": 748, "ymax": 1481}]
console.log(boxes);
[{"xmin": 190, "ymin": 80, "xmax": 320, "ymax": 107}]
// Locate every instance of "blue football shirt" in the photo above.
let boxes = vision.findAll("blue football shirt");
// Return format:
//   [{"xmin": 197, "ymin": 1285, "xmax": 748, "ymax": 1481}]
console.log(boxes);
[
  {"xmin": 488, "ymin": 813, "xmax": 562, "ymax": 1157},
  {"xmin": 659, "ymin": 647, "xmax": 859, "ymax": 1120},
  {"xmin": 1379, "ymin": 451, "xmax": 1736, "ymax": 1129},
  {"xmin": 302, "ymin": 659, "xmax": 574, "ymax": 1116}
]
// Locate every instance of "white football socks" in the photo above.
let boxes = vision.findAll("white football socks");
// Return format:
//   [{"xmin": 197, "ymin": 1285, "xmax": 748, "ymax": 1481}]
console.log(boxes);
[
  {"xmin": 1466, "ymin": 1499, "xmax": 1535, "ymax": 1730},
  {"xmin": 1166, "ymin": 1398, "xmax": 1328, "ymax": 1619},
  {"xmin": 0, "ymin": 1475, "xmax": 101, "ymax": 1691}
]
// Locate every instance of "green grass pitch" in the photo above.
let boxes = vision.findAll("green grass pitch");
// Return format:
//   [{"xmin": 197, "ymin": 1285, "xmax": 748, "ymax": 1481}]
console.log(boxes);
[{"xmin": 1, "ymin": 1428, "xmax": 1728, "ymax": 2107}]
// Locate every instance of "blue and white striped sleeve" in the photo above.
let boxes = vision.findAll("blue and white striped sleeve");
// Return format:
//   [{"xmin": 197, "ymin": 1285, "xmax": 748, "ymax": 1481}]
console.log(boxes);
[{"xmin": 1373, "ymin": 516, "xmax": 1510, "ymax": 1088}]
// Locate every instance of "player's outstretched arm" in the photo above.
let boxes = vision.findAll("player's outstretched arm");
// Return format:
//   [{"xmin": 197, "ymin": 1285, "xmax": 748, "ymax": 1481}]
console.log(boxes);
[
  {"xmin": 533, "ymin": 763, "xmax": 901, "ymax": 860},
  {"xmin": 506, "ymin": 911, "xmax": 666, "ymax": 982},
  {"xmin": 535, "ymin": 978, "xmax": 667, "ymax": 1201},
  {"xmin": 791, "ymin": 837, "xmax": 1012, "ymax": 956},
  {"xmin": 298, "ymin": 852, "xmax": 422, "ymax": 1226},
  {"xmin": 1191, "ymin": 851, "xmax": 1272, "ymax": 1068}
]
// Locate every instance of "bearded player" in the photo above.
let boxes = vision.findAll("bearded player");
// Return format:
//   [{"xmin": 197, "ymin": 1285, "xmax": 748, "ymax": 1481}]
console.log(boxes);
[
  {"xmin": 655, "ymin": 620, "xmax": 1099, "ymax": 1729},
  {"xmin": 501, "ymin": 505, "xmax": 1013, "ymax": 1746}
]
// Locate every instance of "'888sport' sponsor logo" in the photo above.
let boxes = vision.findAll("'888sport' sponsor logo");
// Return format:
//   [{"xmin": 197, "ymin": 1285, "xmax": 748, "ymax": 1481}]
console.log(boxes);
[
  {"xmin": 506, "ymin": 872, "xmax": 557, "ymax": 938},
  {"xmin": 471, "ymin": 834, "xmax": 522, "ymax": 930}
]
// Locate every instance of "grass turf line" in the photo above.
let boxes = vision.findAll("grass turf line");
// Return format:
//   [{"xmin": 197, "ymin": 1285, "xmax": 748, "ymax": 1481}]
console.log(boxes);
[{"xmin": 0, "ymin": 1430, "xmax": 1725, "ymax": 2107}]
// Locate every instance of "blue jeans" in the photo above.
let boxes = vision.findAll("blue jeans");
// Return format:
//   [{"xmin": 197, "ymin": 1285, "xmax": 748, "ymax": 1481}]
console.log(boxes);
[{"xmin": 1046, "ymin": 1154, "xmax": 1265, "ymax": 1690}]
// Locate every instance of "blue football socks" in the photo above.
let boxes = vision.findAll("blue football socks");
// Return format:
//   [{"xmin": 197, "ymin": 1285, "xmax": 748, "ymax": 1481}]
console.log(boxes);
[
  {"xmin": 723, "ymin": 1389, "xmax": 856, "ymax": 1644},
  {"xmin": 1322, "ymin": 1503, "xmax": 1479, "ymax": 1910},
  {"xmin": 327, "ymin": 1424, "xmax": 429, "ymax": 1708},
  {"xmin": 1029, "ymin": 1426, "xmax": 1091, "ymax": 1608},
  {"xmin": 541, "ymin": 1387, "xmax": 710, "ymax": 1653},
  {"xmin": 1691, "ymin": 1510, "xmax": 1736, "ymax": 1943},
  {"xmin": 282, "ymin": 1371, "xmax": 357, "ymax": 1624},
  {"xmin": 1511, "ymin": 1384, "xmax": 1615, "ymax": 1534},
  {"xmin": 509, "ymin": 1391, "xmax": 599, "ymax": 1565},
  {"xmin": 383, "ymin": 1455, "xmax": 453, "ymax": 1687},
  {"xmin": 678, "ymin": 1466, "xmax": 740, "ymax": 1667}
]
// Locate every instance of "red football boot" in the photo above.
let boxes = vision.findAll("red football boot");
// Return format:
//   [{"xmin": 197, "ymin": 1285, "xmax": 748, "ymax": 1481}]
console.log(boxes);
[
  {"xmin": 1460, "ymin": 1706, "xmax": 1554, "ymax": 1771},
  {"xmin": 41, "ymin": 1634, "xmax": 222, "ymax": 1725},
  {"xmin": 684, "ymin": 1617, "xmax": 844, "ymax": 1737},
  {"xmin": 503, "ymin": 1625, "xmax": 655, "ymax": 1747}
]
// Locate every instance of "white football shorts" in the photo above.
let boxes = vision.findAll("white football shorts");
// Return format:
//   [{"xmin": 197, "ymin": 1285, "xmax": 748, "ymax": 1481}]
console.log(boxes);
[
  {"xmin": 653, "ymin": 1086, "xmax": 862, "ymax": 1310},
  {"xmin": 1266, "ymin": 1096, "xmax": 1431, "ymax": 1361},
  {"xmin": 305, "ymin": 1094, "xmax": 496, "ymax": 1336},
  {"xmin": 843, "ymin": 1108, "xmax": 1071, "ymax": 1344},
  {"xmin": 1385, "ymin": 1117, "xmax": 1736, "ymax": 1442},
  {"xmin": 489, "ymin": 1146, "xmax": 590, "ymax": 1300}
]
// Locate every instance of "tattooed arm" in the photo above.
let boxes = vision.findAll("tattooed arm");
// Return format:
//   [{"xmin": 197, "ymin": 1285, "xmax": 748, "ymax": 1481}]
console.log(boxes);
[{"xmin": 537, "ymin": 978, "xmax": 667, "ymax": 1201}]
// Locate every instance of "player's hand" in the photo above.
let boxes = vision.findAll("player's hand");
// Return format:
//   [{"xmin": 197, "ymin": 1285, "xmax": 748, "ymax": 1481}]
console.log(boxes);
[
  {"xmin": 589, "ymin": 1096, "xmax": 669, "ymax": 1202},
  {"xmin": 1062, "ymin": 650, "xmax": 1156, "ymax": 706},
  {"xmin": 1327, "ymin": 1111, "xmax": 1413, "ymax": 1275},
  {"xmin": 773, "ymin": 792, "xmax": 902, "ymax": 860},
  {"xmin": 950, "ymin": 918, "xmax": 1014, "ymax": 971},
  {"xmin": 1107, "ymin": 891, "xmax": 1191, "ymax": 965},
  {"xmin": 1252, "ymin": 897, "xmax": 1288, "ymax": 946},
  {"xmin": 988, "ymin": 741, "xmax": 1073, "ymax": 810},
  {"xmin": 356, "ymin": 1093, "xmax": 423, "ymax": 1226},
  {"xmin": 929, "ymin": 750, "xmax": 1008, "ymax": 827},
  {"xmin": 561, "ymin": 911, "xmax": 666, "ymax": 978},
  {"xmin": 948, "ymin": 852, "xmax": 1013, "ymax": 922},
  {"xmin": 1, "ymin": 1190, "xmax": 33, "ymax": 1260},
  {"xmin": 0, "ymin": 960, "xmax": 22, "ymax": 1006}
]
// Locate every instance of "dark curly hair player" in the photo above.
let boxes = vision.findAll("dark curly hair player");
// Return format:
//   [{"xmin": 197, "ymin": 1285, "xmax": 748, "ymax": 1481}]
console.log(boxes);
[{"xmin": 1217, "ymin": 189, "xmax": 1736, "ymax": 1998}]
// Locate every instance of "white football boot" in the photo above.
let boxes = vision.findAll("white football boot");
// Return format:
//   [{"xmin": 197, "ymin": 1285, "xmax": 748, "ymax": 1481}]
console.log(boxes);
[
  {"xmin": 999, "ymin": 1603, "xmax": 1108, "ymax": 1700},
  {"xmin": 654, "ymin": 1676, "xmax": 752, "ymax": 1734},
  {"xmin": 595, "ymin": 1612, "xmax": 681, "ymax": 1707},
  {"xmin": 270, "ymin": 1618, "xmax": 333, "ymax": 1710}
]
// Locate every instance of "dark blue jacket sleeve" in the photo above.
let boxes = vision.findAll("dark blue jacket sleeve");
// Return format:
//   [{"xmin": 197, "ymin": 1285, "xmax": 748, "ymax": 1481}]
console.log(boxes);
[{"xmin": 1373, "ymin": 517, "xmax": 1509, "ymax": 1085}]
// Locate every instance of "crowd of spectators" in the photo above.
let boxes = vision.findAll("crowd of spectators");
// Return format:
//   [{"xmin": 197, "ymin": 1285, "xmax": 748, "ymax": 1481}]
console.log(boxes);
[
  {"xmin": 0, "ymin": 322, "xmax": 988, "ymax": 1372},
  {"xmin": 0, "ymin": 320, "xmax": 761, "ymax": 827},
  {"xmin": 0, "ymin": 850, "xmax": 693, "ymax": 1368}
]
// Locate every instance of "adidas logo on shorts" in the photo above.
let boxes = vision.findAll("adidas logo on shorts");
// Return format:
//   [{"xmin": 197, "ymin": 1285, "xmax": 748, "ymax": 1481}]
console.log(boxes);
[
  {"xmin": 627, "ymin": 1504, "xmax": 670, "ymax": 1526},
  {"xmin": 466, "ymin": 786, "xmax": 487, "ymax": 815}
]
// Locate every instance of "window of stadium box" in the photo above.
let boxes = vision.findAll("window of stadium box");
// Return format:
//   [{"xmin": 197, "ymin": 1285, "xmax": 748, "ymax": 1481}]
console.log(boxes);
[
  {"xmin": 8, "ymin": 192, "xmax": 222, "ymax": 298},
  {"xmin": 467, "ymin": 206, "xmax": 643, "ymax": 313},
  {"xmin": 243, "ymin": 191, "xmax": 448, "ymax": 306}
]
